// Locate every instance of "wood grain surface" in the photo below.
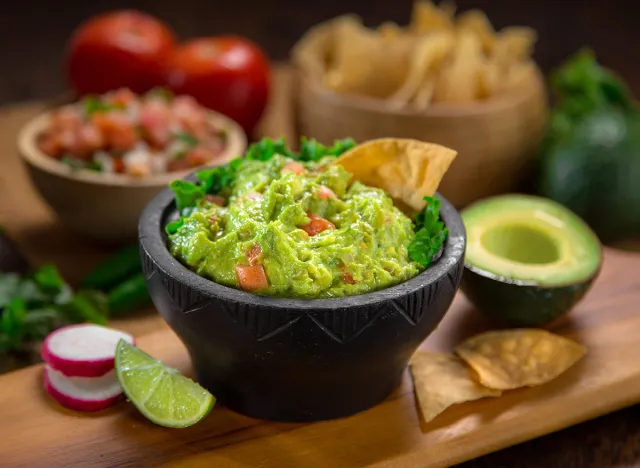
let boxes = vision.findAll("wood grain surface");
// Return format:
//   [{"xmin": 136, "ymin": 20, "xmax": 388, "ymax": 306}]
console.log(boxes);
[{"xmin": 1, "ymin": 66, "xmax": 640, "ymax": 468}]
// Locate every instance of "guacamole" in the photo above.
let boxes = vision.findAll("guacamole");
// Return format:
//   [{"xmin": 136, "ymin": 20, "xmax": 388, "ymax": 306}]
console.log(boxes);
[{"xmin": 168, "ymin": 155, "xmax": 424, "ymax": 298}]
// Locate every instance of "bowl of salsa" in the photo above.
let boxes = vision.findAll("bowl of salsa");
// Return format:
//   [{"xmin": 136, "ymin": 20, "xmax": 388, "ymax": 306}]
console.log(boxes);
[
  {"xmin": 138, "ymin": 137, "xmax": 466, "ymax": 422},
  {"xmin": 17, "ymin": 88, "xmax": 246, "ymax": 242}
]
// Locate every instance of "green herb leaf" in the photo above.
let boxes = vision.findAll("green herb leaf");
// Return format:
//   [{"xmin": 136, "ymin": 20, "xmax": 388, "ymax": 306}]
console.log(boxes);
[
  {"xmin": 58, "ymin": 290, "xmax": 109, "ymax": 326},
  {"xmin": 0, "ymin": 274, "xmax": 21, "ymax": 308},
  {"xmin": 87, "ymin": 160, "xmax": 103, "ymax": 172},
  {"xmin": 33, "ymin": 265, "xmax": 65, "ymax": 293},
  {"xmin": 297, "ymin": 137, "xmax": 356, "ymax": 162},
  {"xmin": 82, "ymin": 95, "xmax": 112, "ymax": 116},
  {"xmin": 61, "ymin": 157, "xmax": 86, "ymax": 170},
  {"xmin": 165, "ymin": 218, "xmax": 185, "ymax": 235},
  {"xmin": 145, "ymin": 87, "xmax": 174, "ymax": 102},
  {"xmin": 175, "ymin": 132, "xmax": 199, "ymax": 146},
  {"xmin": 22, "ymin": 308, "xmax": 62, "ymax": 341},
  {"xmin": 0, "ymin": 298, "xmax": 28, "ymax": 352},
  {"xmin": 169, "ymin": 180, "xmax": 206, "ymax": 211},
  {"xmin": 408, "ymin": 196, "xmax": 448, "ymax": 268}
]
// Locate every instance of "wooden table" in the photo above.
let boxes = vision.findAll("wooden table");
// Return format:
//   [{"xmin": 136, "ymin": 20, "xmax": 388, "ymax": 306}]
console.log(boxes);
[{"xmin": 1, "ymin": 67, "xmax": 640, "ymax": 468}]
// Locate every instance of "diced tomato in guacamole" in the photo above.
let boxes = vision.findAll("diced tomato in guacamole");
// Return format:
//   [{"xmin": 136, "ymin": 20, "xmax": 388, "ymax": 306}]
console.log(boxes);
[{"xmin": 168, "ymin": 155, "xmax": 422, "ymax": 298}]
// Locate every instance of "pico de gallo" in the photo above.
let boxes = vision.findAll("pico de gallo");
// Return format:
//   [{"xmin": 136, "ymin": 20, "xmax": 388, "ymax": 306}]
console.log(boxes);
[{"xmin": 38, "ymin": 88, "xmax": 229, "ymax": 177}]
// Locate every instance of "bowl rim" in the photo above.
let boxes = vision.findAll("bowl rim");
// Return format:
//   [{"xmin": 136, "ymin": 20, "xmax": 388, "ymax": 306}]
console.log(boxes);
[
  {"xmin": 295, "ymin": 64, "xmax": 546, "ymax": 118},
  {"xmin": 16, "ymin": 104, "xmax": 248, "ymax": 188},
  {"xmin": 139, "ymin": 183, "xmax": 466, "ymax": 311}
]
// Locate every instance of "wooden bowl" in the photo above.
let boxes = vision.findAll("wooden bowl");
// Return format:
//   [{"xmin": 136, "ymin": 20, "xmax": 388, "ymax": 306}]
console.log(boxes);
[
  {"xmin": 295, "ymin": 67, "xmax": 549, "ymax": 208},
  {"xmin": 17, "ymin": 108, "xmax": 246, "ymax": 243}
]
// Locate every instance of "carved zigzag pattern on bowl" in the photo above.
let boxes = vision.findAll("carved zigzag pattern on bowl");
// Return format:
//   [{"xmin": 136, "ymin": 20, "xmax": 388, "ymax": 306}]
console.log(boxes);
[
  {"xmin": 223, "ymin": 301, "xmax": 301, "ymax": 341},
  {"xmin": 305, "ymin": 305, "xmax": 390, "ymax": 343},
  {"xmin": 162, "ymin": 275, "xmax": 210, "ymax": 314},
  {"xmin": 222, "ymin": 285, "xmax": 444, "ymax": 343}
]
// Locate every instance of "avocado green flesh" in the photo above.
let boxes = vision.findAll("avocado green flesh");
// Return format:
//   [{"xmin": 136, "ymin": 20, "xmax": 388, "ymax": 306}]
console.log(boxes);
[
  {"xmin": 168, "ymin": 155, "xmax": 422, "ymax": 298},
  {"xmin": 460, "ymin": 194, "xmax": 601, "ymax": 326},
  {"xmin": 463, "ymin": 195, "xmax": 601, "ymax": 286}
]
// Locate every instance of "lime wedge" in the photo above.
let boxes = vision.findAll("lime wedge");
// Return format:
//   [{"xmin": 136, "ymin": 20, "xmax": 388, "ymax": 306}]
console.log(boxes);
[{"xmin": 115, "ymin": 339, "xmax": 215, "ymax": 428}]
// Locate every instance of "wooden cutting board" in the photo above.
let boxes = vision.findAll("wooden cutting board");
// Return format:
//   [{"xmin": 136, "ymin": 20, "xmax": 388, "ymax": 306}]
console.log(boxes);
[{"xmin": 2, "ymin": 66, "xmax": 640, "ymax": 468}]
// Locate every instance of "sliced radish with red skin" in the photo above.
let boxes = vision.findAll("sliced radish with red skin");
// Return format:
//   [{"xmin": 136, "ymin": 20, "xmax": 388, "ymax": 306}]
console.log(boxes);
[
  {"xmin": 42, "ymin": 324, "xmax": 135, "ymax": 377},
  {"xmin": 44, "ymin": 365, "xmax": 123, "ymax": 412}
]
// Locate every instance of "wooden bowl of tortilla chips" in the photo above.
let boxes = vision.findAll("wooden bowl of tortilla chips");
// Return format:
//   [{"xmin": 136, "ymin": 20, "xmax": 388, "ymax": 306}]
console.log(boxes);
[{"xmin": 291, "ymin": 2, "xmax": 549, "ymax": 208}]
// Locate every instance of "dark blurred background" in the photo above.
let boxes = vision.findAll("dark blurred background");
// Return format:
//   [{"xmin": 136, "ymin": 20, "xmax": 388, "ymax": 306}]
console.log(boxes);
[{"xmin": 1, "ymin": 0, "xmax": 639, "ymax": 105}]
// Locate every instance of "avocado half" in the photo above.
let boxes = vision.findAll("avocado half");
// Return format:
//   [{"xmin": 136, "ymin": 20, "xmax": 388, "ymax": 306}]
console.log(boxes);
[{"xmin": 460, "ymin": 194, "xmax": 602, "ymax": 326}]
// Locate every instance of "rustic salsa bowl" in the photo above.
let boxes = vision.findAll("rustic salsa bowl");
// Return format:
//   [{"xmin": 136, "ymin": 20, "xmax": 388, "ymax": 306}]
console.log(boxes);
[
  {"xmin": 139, "ymin": 187, "xmax": 466, "ymax": 422},
  {"xmin": 17, "ymin": 108, "xmax": 246, "ymax": 243}
]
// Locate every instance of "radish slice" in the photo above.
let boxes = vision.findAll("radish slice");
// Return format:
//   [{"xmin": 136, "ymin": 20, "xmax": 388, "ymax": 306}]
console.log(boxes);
[
  {"xmin": 42, "ymin": 324, "xmax": 135, "ymax": 377},
  {"xmin": 44, "ymin": 365, "xmax": 123, "ymax": 412}
]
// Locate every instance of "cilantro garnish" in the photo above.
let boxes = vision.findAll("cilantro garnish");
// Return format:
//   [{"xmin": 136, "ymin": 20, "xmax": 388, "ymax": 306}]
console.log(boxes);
[
  {"xmin": 174, "ymin": 132, "xmax": 199, "ymax": 146},
  {"xmin": 167, "ymin": 137, "xmax": 355, "ymax": 217},
  {"xmin": 82, "ymin": 95, "xmax": 114, "ymax": 115},
  {"xmin": 407, "ymin": 196, "xmax": 448, "ymax": 268},
  {"xmin": 145, "ymin": 87, "xmax": 174, "ymax": 102},
  {"xmin": 0, "ymin": 265, "xmax": 108, "ymax": 353}
]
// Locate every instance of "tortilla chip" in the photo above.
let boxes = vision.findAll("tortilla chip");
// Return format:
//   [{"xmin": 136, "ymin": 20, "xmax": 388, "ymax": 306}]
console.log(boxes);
[
  {"xmin": 502, "ymin": 60, "xmax": 537, "ymax": 92},
  {"xmin": 291, "ymin": 20, "xmax": 338, "ymax": 80},
  {"xmin": 457, "ymin": 10, "xmax": 496, "ymax": 53},
  {"xmin": 291, "ymin": 15, "xmax": 357, "ymax": 80},
  {"xmin": 493, "ymin": 26, "xmax": 537, "ymax": 65},
  {"xmin": 455, "ymin": 329, "xmax": 587, "ymax": 390},
  {"xmin": 413, "ymin": 79, "xmax": 436, "ymax": 110},
  {"xmin": 389, "ymin": 32, "xmax": 455, "ymax": 106},
  {"xmin": 331, "ymin": 138, "xmax": 457, "ymax": 212},
  {"xmin": 378, "ymin": 21, "xmax": 405, "ymax": 40},
  {"xmin": 410, "ymin": 0, "xmax": 456, "ymax": 34},
  {"xmin": 410, "ymin": 351, "xmax": 501, "ymax": 423},
  {"xmin": 478, "ymin": 59, "xmax": 501, "ymax": 98},
  {"xmin": 325, "ymin": 18, "xmax": 416, "ymax": 98},
  {"xmin": 433, "ymin": 32, "xmax": 484, "ymax": 103}
]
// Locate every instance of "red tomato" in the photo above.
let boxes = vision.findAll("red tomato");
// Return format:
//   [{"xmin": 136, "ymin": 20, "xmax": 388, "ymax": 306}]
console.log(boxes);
[
  {"xmin": 301, "ymin": 213, "xmax": 335, "ymax": 236},
  {"xmin": 66, "ymin": 10, "xmax": 177, "ymax": 96},
  {"xmin": 282, "ymin": 161, "xmax": 305, "ymax": 175},
  {"xmin": 164, "ymin": 37, "xmax": 271, "ymax": 135},
  {"xmin": 235, "ymin": 265, "xmax": 269, "ymax": 291}
]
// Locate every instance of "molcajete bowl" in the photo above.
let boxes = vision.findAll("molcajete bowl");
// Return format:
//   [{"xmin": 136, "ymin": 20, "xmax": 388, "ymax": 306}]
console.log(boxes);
[{"xmin": 138, "ymin": 187, "xmax": 466, "ymax": 422}]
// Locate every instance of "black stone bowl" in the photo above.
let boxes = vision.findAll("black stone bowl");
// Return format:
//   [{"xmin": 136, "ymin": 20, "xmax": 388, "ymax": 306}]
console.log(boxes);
[{"xmin": 138, "ymin": 188, "xmax": 466, "ymax": 422}]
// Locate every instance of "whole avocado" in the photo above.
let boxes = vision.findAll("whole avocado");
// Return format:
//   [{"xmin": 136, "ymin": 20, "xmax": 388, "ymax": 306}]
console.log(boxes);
[{"xmin": 537, "ymin": 49, "xmax": 640, "ymax": 243}]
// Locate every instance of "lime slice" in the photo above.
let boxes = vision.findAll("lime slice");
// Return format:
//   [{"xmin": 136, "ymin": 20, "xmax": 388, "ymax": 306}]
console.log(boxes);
[{"xmin": 115, "ymin": 339, "xmax": 215, "ymax": 428}]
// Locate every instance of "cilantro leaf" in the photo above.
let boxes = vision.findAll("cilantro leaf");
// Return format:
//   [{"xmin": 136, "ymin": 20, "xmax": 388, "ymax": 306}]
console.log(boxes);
[
  {"xmin": 82, "ymin": 95, "xmax": 113, "ymax": 116},
  {"xmin": 0, "ymin": 274, "xmax": 21, "ymax": 308},
  {"xmin": 59, "ymin": 290, "xmax": 109, "ymax": 326},
  {"xmin": 169, "ymin": 180, "xmax": 206, "ymax": 211},
  {"xmin": 175, "ymin": 132, "xmax": 199, "ymax": 146},
  {"xmin": 297, "ymin": 137, "xmax": 356, "ymax": 161},
  {"xmin": 145, "ymin": 87, "xmax": 174, "ymax": 102},
  {"xmin": 408, "ymin": 196, "xmax": 448, "ymax": 268},
  {"xmin": 165, "ymin": 218, "xmax": 185, "ymax": 235},
  {"xmin": 34, "ymin": 264, "xmax": 65, "ymax": 293},
  {"xmin": 0, "ymin": 266, "xmax": 110, "ymax": 356}
]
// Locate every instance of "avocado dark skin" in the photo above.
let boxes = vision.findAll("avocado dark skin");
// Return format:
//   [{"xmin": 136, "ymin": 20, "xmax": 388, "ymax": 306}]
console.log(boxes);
[{"xmin": 461, "ymin": 264, "xmax": 600, "ymax": 327}]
